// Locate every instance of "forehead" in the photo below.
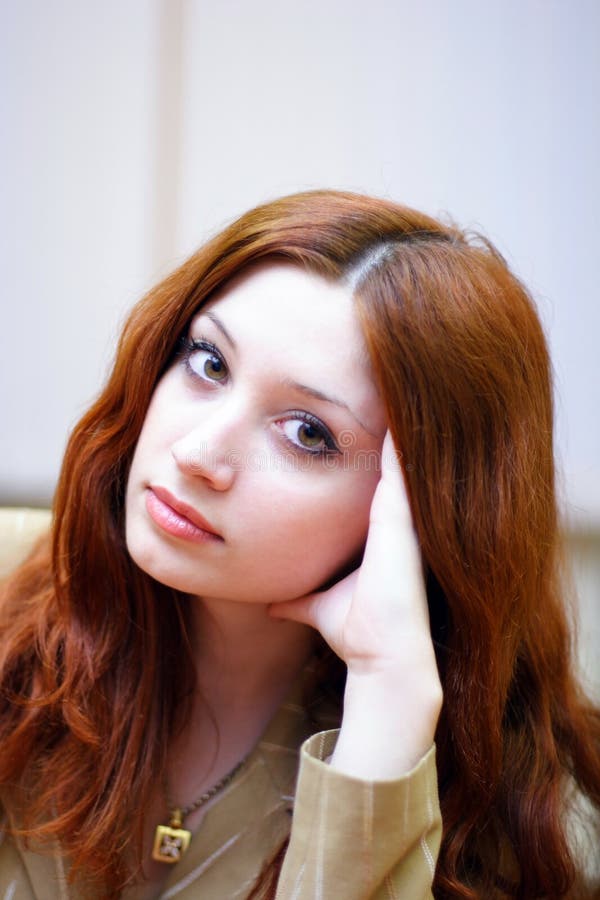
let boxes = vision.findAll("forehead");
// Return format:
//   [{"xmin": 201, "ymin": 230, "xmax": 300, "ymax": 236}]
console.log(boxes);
[{"xmin": 200, "ymin": 262, "xmax": 361, "ymax": 346}]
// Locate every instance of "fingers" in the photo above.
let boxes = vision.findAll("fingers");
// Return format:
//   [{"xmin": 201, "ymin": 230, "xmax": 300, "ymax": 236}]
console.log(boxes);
[
  {"xmin": 355, "ymin": 430, "xmax": 429, "ymax": 637},
  {"xmin": 381, "ymin": 428, "xmax": 401, "ymax": 480},
  {"xmin": 365, "ymin": 430, "xmax": 420, "ymax": 570},
  {"xmin": 370, "ymin": 429, "xmax": 414, "ymax": 528}
]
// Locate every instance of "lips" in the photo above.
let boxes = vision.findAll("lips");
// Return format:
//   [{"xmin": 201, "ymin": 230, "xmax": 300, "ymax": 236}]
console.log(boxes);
[{"xmin": 146, "ymin": 485, "xmax": 223, "ymax": 542}]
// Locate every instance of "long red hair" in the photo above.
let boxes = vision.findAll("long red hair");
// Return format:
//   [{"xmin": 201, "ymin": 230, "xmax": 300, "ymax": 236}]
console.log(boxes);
[{"xmin": 1, "ymin": 191, "xmax": 598, "ymax": 897}]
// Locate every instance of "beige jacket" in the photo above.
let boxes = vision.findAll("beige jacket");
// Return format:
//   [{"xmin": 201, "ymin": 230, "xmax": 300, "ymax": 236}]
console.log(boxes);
[{"xmin": 0, "ymin": 510, "xmax": 442, "ymax": 898}]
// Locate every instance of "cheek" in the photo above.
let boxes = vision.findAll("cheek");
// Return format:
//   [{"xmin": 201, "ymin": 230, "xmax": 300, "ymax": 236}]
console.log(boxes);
[
  {"xmin": 127, "ymin": 385, "xmax": 177, "ymax": 478},
  {"xmin": 312, "ymin": 473, "xmax": 378, "ymax": 562},
  {"xmin": 246, "ymin": 468, "xmax": 379, "ymax": 596},
  {"xmin": 125, "ymin": 398, "xmax": 171, "ymax": 526}
]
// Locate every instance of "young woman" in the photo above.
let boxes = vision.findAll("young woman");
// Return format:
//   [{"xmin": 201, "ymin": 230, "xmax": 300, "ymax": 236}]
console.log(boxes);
[{"xmin": 0, "ymin": 190, "xmax": 598, "ymax": 899}]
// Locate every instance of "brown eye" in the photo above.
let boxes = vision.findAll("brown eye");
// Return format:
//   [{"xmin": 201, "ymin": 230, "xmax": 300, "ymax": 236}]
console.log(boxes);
[
  {"xmin": 184, "ymin": 340, "xmax": 229, "ymax": 383},
  {"xmin": 297, "ymin": 422, "xmax": 323, "ymax": 448},
  {"xmin": 278, "ymin": 414, "xmax": 338, "ymax": 455},
  {"xmin": 202, "ymin": 353, "xmax": 227, "ymax": 381}
]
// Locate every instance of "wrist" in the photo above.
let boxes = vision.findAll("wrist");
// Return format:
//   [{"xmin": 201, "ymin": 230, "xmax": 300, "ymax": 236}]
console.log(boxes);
[
  {"xmin": 344, "ymin": 653, "xmax": 442, "ymax": 713},
  {"xmin": 328, "ymin": 666, "xmax": 442, "ymax": 779},
  {"xmin": 343, "ymin": 666, "xmax": 442, "ymax": 740}
]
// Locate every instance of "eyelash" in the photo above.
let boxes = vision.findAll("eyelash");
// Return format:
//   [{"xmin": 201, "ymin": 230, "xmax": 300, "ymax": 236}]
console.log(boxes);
[
  {"xmin": 279, "ymin": 410, "xmax": 339, "ymax": 456},
  {"xmin": 179, "ymin": 335, "xmax": 227, "ymax": 384},
  {"xmin": 178, "ymin": 335, "xmax": 340, "ymax": 457}
]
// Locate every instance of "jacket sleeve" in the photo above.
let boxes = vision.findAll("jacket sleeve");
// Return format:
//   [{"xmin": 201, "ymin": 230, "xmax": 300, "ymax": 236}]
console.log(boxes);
[{"xmin": 276, "ymin": 730, "xmax": 441, "ymax": 900}]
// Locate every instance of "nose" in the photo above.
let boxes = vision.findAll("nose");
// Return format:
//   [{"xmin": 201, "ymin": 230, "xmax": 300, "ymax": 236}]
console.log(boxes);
[{"xmin": 171, "ymin": 400, "xmax": 247, "ymax": 491}]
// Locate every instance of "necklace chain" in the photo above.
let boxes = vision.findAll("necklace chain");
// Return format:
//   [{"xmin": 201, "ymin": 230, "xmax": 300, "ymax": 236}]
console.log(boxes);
[
  {"xmin": 153, "ymin": 753, "xmax": 250, "ymax": 864},
  {"xmin": 166, "ymin": 754, "xmax": 249, "ymax": 821}
]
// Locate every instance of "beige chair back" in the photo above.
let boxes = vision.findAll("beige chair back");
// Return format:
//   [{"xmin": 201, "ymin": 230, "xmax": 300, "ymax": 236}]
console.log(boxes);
[{"xmin": 0, "ymin": 508, "xmax": 52, "ymax": 579}]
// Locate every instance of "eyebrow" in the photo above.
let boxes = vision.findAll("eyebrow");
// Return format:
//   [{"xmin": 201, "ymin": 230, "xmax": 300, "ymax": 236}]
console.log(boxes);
[
  {"xmin": 205, "ymin": 311, "xmax": 237, "ymax": 349},
  {"xmin": 198, "ymin": 311, "xmax": 376, "ymax": 437}
]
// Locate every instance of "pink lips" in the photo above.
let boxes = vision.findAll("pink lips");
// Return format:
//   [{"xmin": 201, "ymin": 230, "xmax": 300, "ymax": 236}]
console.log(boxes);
[{"xmin": 146, "ymin": 486, "xmax": 223, "ymax": 543}]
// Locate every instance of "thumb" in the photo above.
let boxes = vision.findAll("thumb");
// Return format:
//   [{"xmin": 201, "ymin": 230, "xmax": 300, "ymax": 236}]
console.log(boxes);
[
  {"xmin": 268, "ymin": 569, "xmax": 358, "ymax": 632},
  {"xmin": 268, "ymin": 592, "xmax": 325, "ymax": 628}
]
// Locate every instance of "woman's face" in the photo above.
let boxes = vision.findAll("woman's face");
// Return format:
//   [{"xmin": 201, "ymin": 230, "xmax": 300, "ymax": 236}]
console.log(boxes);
[{"xmin": 125, "ymin": 262, "xmax": 387, "ymax": 604}]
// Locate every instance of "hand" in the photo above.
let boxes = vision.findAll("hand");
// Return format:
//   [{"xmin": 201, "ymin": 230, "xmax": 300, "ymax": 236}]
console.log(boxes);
[
  {"xmin": 270, "ymin": 430, "xmax": 435, "ymax": 674},
  {"xmin": 270, "ymin": 430, "xmax": 442, "ymax": 776}
]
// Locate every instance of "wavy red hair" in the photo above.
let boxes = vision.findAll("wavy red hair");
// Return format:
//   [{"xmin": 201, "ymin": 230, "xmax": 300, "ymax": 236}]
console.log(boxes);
[{"xmin": 1, "ymin": 191, "xmax": 598, "ymax": 896}]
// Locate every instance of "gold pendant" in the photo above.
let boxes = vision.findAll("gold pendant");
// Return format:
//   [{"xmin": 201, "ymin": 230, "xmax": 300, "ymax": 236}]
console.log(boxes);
[{"xmin": 152, "ymin": 809, "xmax": 191, "ymax": 864}]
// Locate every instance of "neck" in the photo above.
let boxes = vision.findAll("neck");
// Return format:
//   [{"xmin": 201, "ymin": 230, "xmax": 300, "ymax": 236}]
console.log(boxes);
[
  {"xmin": 153, "ymin": 596, "xmax": 316, "ymax": 840},
  {"xmin": 190, "ymin": 595, "xmax": 316, "ymax": 706}
]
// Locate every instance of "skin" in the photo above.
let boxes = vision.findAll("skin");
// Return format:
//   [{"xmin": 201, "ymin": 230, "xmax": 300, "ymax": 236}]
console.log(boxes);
[
  {"xmin": 274, "ymin": 427, "xmax": 443, "ymax": 778},
  {"xmin": 124, "ymin": 262, "xmax": 442, "ymax": 895},
  {"xmin": 126, "ymin": 262, "xmax": 387, "ymax": 606}
]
